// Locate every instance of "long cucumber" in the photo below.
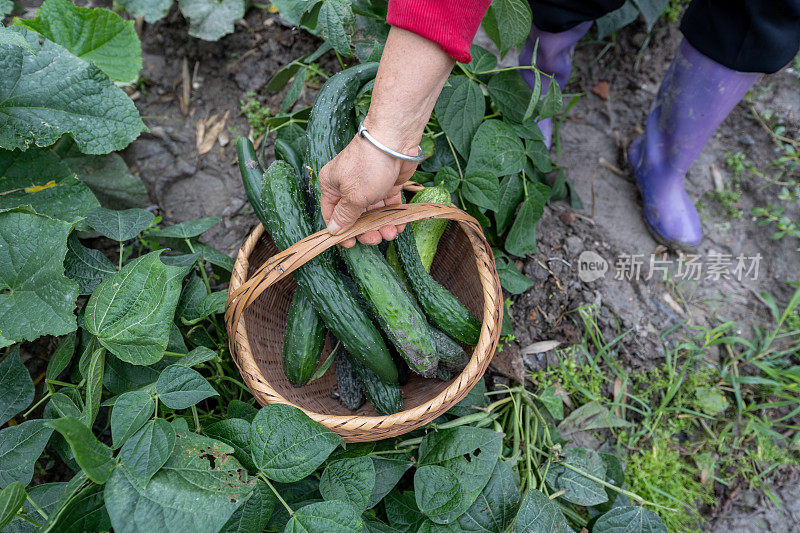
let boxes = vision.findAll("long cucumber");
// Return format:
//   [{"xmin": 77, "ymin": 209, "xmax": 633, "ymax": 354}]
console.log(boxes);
[{"xmin": 283, "ymin": 289, "xmax": 325, "ymax": 387}]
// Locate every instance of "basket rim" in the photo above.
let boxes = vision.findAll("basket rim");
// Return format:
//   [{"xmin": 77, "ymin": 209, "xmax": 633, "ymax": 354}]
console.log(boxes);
[{"xmin": 225, "ymin": 203, "xmax": 503, "ymax": 439}]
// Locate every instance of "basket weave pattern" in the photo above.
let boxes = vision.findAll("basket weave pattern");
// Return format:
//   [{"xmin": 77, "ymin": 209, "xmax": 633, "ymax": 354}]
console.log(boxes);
[{"xmin": 225, "ymin": 202, "xmax": 502, "ymax": 441}]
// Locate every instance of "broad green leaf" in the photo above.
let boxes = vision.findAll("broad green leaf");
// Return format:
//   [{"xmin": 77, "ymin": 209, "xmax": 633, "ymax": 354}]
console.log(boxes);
[
  {"xmin": 545, "ymin": 447, "xmax": 608, "ymax": 506},
  {"xmin": 161, "ymin": 252, "xmax": 201, "ymax": 271},
  {"xmin": 205, "ymin": 418, "xmax": 258, "ymax": 473},
  {"xmin": 0, "ymin": 481, "xmax": 26, "ymax": 530},
  {"xmin": 319, "ymin": 456, "xmax": 375, "ymax": 511},
  {"xmin": 596, "ymin": 1, "xmax": 638, "ymax": 40},
  {"xmin": 117, "ymin": 0, "xmax": 172, "ymax": 23},
  {"xmin": 228, "ymin": 400, "xmax": 258, "ymax": 422},
  {"xmin": 0, "ymin": 420, "xmax": 53, "ymax": 489},
  {"xmin": 4, "ymin": 482, "xmax": 65, "ymax": 533},
  {"xmin": 156, "ymin": 364, "xmax": 217, "ymax": 409},
  {"xmin": 269, "ymin": 0, "xmax": 320, "ymax": 26},
  {"xmin": 45, "ymin": 482, "xmax": 111, "ymax": 533},
  {"xmin": 195, "ymin": 242, "xmax": 235, "ymax": 272},
  {"xmin": 47, "ymin": 417, "xmax": 115, "ymax": 484},
  {"xmin": 119, "ymin": 418, "xmax": 175, "ymax": 486},
  {"xmin": 494, "ymin": 250, "xmax": 533, "ymax": 295},
  {"xmin": 414, "ymin": 465, "xmax": 462, "ymax": 521},
  {"xmin": 465, "ymin": 44, "xmax": 496, "ymax": 73},
  {"xmin": 266, "ymin": 61, "xmax": 305, "ymax": 92},
  {"xmin": 284, "ymin": 500, "xmax": 362, "ymax": 533},
  {"xmin": 82, "ymin": 347, "xmax": 104, "ymax": 427},
  {"xmin": 538, "ymin": 82, "xmax": 563, "ymax": 121},
  {"xmin": 267, "ymin": 478, "xmax": 321, "ymax": 531},
  {"xmin": 281, "ymin": 66, "xmax": 307, "ymax": 113},
  {"xmin": 104, "ymin": 430, "xmax": 255, "ymax": 533},
  {"xmin": 447, "ymin": 378, "xmax": 487, "ymax": 417},
  {"xmin": 495, "ymin": 174, "xmax": 524, "ymax": 234},
  {"xmin": 597, "ymin": 452, "xmax": 626, "ymax": 513},
  {"xmin": 459, "ymin": 460, "xmax": 520, "ymax": 533},
  {"xmin": 462, "ymin": 171, "xmax": 500, "ymax": 212},
  {"xmin": 368, "ymin": 456, "xmax": 412, "ymax": 509},
  {"xmin": 111, "ymin": 390, "xmax": 155, "ymax": 449},
  {"xmin": 177, "ymin": 0, "xmax": 245, "ymax": 41},
  {"xmin": 178, "ymin": 346, "xmax": 218, "ymax": 367},
  {"xmin": 85, "ymin": 207, "xmax": 154, "ymax": 241},
  {"xmin": 178, "ymin": 274, "xmax": 206, "ymax": 321},
  {"xmin": 317, "ymin": 0, "xmax": 354, "ymax": 56},
  {"xmin": 526, "ymin": 139, "xmax": 553, "ymax": 173},
  {"xmin": 513, "ymin": 489, "xmax": 573, "ymax": 532},
  {"xmin": 466, "ymin": 120, "xmax": 524, "ymax": 178},
  {"xmin": 181, "ymin": 290, "xmax": 228, "ymax": 324},
  {"xmin": 250, "ymin": 404, "xmax": 343, "ymax": 482},
  {"xmin": 0, "ymin": 349, "xmax": 34, "ymax": 425},
  {"xmin": 593, "ymin": 506, "xmax": 667, "ymax": 533},
  {"xmin": 363, "ymin": 515, "xmax": 396, "ymax": 533},
  {"xmin": 538, "ymin": 385, "xmax": 564, "ymax": 420},
  {"xmin": 64, "ymin": 234, "xmax": 116, "ymax": 295},
  {"xmin": 85, "ymin": 251, "xmax": 183, "ymax": 365},
  {"xmin": 505, "ymin": 189, "xmax": 548, "ymax": 257},
  {"xmin": 60, "ymin": 149, "xmax": 149, "ymax": 209},
  {"xmin": 434, "ymin": 166, "xmax": 460, "ymax": 193},
  {"xmin": 0, "ymin": 209, "xmax": 78, "ymax": 346},
  {"xmin": 45, "ymin": 392, "xmax": 83, "ymax": 419},
  {"xmin": 103, "ymin": 354, "xmax": 160, "ymax": 395},
  {"xmin": 487, "ymin": 71, "xmax": 532, "ymax": 125},
  {"xmin": 15, "ymin": 0, "xmax": 142, "ymax": 82},
  {"xmin": 632, "ymin": 0, "xmax": 669, "ymax": 30},
  {"xmin": 0, "ymin": 25, "xmax": 34, "ymax": 53},
  {"xmin": 385, "ymin": 490, "xmax": 425, "ymax": 532},
  {"xmin": 0, "ymin": 28, "xmax": 145, "ymax": 154},
  {"xmin": 420, "ymin": 135, "xmax": 457, "ymax": 174},
  {"xmin": 482, "ymin": 0, "xmax": 531, "ymax": 57},
  {"xmin": 434, "ymin": 77, "xmax": 485, "ymax": 158},
  {"xmin": 0, "ymin": 147, "xmax": 99, "ymax": 222},
  {"xmin": 557, "ymin": 401, "xmax": 630, "ymax": 433},
  {"xmin": 46, "ymin": 331, "xmax": 76, "ymax": 381},
  {"xmin": 219, "ymin": 479, "xmax": 276, "ymax": 533},
  {"xmin": 153, "ymin": 217, "xmax": 221, "ymax": 239},
  {"xmin": 419, "ymin": 427, "xmax": 503, "ymax": 465}
]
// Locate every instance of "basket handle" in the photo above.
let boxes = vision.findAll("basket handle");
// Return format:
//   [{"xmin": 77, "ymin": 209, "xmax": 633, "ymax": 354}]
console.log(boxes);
[{"xmin": 224, "ymin": 202, "xmax": 488, "ymax": 336}]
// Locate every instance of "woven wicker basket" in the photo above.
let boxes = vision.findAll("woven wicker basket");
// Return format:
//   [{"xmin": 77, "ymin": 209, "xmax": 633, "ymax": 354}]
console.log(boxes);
[{"xmin": 224, "ymin": 196, "xmax": 503, "ymax": 442}]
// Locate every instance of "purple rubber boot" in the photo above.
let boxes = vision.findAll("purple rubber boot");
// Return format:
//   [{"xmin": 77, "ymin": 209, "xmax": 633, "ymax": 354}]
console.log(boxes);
[
  {"xmin": 519, "ymin": 21, "xmax": 592, "ymax": 148},
  {"xmin": 628, "ymin": 40, "xmax": 759, "ymax": 249}
]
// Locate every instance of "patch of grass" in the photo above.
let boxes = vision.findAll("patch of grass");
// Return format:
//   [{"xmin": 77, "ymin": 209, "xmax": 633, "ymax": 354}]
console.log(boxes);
[
  {"xmin": 240, "ymin": 91, "xmax": 272, "ymax": 139},
  {"xmin": 662, "ymin": 0, "xmax": 690, "ymax": 23}
]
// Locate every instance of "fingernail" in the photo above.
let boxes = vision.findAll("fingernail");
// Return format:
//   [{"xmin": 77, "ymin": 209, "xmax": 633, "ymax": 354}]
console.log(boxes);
[{"xmin": 327, "ymin": 221, "xmax": 342, "ymax": 235}]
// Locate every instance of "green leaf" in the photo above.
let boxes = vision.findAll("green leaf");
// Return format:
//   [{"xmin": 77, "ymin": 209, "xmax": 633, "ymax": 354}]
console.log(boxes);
[
  {"xmin": 596, "ymin": 1, "xmax": 639, "ymax": 39},
  {"xmin": 0, "ymin": 420, "xmax": 53, "ymax": 489},
  {"xmin": 505, "ymin": 190, "xmax": 548, "ymax": 257},
  {"xmin": 419, "ymin": 427, "xmax": 501, "ymax": 466},
  {"xmin": 487, "ymin": 71, "xmax": 532, "ymax": 125},
  {"xmin": 0, "ymin": 147, "xmax": 99, "ymax": 222},
  {"xmin": 385, "ymin": 490, "xmax": 426, "ymax": 532},
  {"xmin": 64, "ymin": 234, "xmax": 116, "ymax": 295},
  {"xmin": 482, "ymin": 0, "xmax": 531, "ymax": 58},
  {"xmin": 15, "ymin": 0, "xmax": 142, "ymax": 82},
  {"xmin": 317, "ymin": 0, "xmax": 353, "ymax": 56},
  {"xmin": 178, "ymin": 0, "xmax": 245, "ymax": 41},
  {"xmin": 117, "ymin": 0, "xmax": 173, "ymax": 23},
  {"xmin": 538, "ymin": 82, "xmax": 563, "ymax": 121},
  {"xmin": 433, "ymin": 166, "xmax": 461, "ymax": 193},
  {"xmin": 632, "ymin": 0, "xmax": 669, "ymax": 30},
  {"xmin": 414, "ymin": 465, "xmax": 462, "ymax": 521},
  {"xmin": 538, "ymin": 385, "xmax": 564, "ymax": 420},
  {"xmin": 459, "ymin": 460, "xmax": 520, "ymax": 533},
  {"xmin": 462, "ymin": 171, "xmax": 500, "ymax": 212},
  {"xmin": 205, "ymin": 418, "xmax": 258, "ymax": 473},
  {"xmin": 60, "ymin": 149, "xmax": 149, "ymax": 209},
  {"xmin": 178, "ymin": 346, "xmax": 218, "ymax": 367},
  {"xmin": 513, "ymin": 489, "xmax": 573, "ymax": 532},
  {"xmin": 466, "ymin": 120, "xmax": 524, "ymax": 178},
  {"xmin": 155, "ymin": 364, "xmax": 217, "ymax": 409},
  {"xmin": 46, "ymin": 417, "xmax": 115, "ymax": 484},
  {"xmin": 593, "ymin": 506, "xmax": 667, "ymax": 533},
  {"xmin": 434, "ymin": 77, "xmax": 485, "ymax": 158},
  {"xmin": 182, "ymin": 290, "xmax": 228, "ymax": 324},
  {"xmin": 119, "ymin": 418, "xmax": 176, "ymax": 486},
  {"xmin": 281, "ymin": 66, "xmax": 307, "ymax": 113},
  {"xmin": 368, "ymin": 456, "xmax": 412, "ymax": 509},
  {"xmin": 269, "ymin": 0, "xmax": 320, "ymax": 26},
  {"xmin": 111, "ymin": 390, "xmax": 155, "ymax": 449},
  {"xmin": 267, "ymin": 478, "xmax": 321, "ymax": 531},
  {"xmin": 526, "ymin": 139, "xmax": 553, "ymax": 173},
  {"xmin": 0, "ymin": 28, "xmax": 145, "ymax": 154},
  {"xmin": 495, "ymin": 174, "xmax": 524, "ymax": 234},
  {"xmin": 82, "ymin": 347, "xmax": 104, "ymax": 427},
  {"xmin": 219, "ymin": 479, "xmax": 276, "ymax": 533},
  {"xmin": 447, "ymin": 378, "xmax": 487, "ymax": 417},
  {"xmin": 45, "ymin": 482, "xmax": 111, "ymax": 533},
  {"xmin": 85, "ymin": 251, "xmax": 183, "ymax": 365},
  {"xmin": 104, "ymin": 430, "xmax": 255, "ymax": 533},
  {"xmin": 85, "ymin": 207, "xmax": 154, "ymax": 241},
  {"xmin": 46, "ymin": 332, "xmax": 76, "ymax": 381},
  {"xmin": 0, "ymin": 349, "xmax": 34, "ymax": 425},
  {"xmin": 597, "ymin": 452, "xmax": 626, "ymax": 513},
  {"xmin": 228, "ymin": 400, "xmax": 258, "ymax": 422},
  {"xmin": 0, "ymin": 25, "xmax": 34, "ymax": 54},
  {"xmin": 465, "ymin": 44, "xmax": 496, "ymax": 73},
  {"xmin": 250, "ymin": 404, "xmax": 343, "ymax": 482},
  {"xmin": 4, "ymin": 482, "xmax": 66, "ymax": 533},
  {"xmin": 195, "ymin": 242, "xmax": 235, "ymax": 272},
  {"xmin": 545, "ymin": 447, "xmax": 608, "ymax": 506},
  {"xmin": 494, "ymin": 250, "xmax": 533, "ymax": 295},
  {"xmin": 319, "ymin": 456, "xmax": 375, "ymax": 511},
  {"xmin": 0, "ymin": 481, "xmax": 26, "ymax": 530},
  {"xmin": 0, "ymin": 208, "xmax": 78, "ymax": 346},
  {"xmin": 266, "ymin": 61, "xmax": 305, "ymax": 92},
  {"xmin": 103, "ymin": 355, "xmax": 160, "ymax": 395},
  {"xmin": 154, "ymin": 217, "xmax": 221, "ymax": 239},
  {"xmin": 557, "ymin": 401, "xmax": 630, "ymax": 433},
  {"xmin": 284, "ymin": 500, "xmax": 362, "ymax": 533},
  {"xmin": 363, "ymin": 515, "xmax": 396, "ymax": 533}
]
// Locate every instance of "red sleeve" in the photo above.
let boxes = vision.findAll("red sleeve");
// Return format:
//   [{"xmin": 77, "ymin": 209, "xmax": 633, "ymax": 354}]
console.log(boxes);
[{"xmin": 387, "ymin": 0, "xmax": 492, "ymax": 63}]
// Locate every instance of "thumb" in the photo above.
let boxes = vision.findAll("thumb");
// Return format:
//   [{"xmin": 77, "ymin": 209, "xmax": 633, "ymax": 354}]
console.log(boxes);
[{"xmin": 327, "ymin": 196, "xmax": 365, "ymax": 236}]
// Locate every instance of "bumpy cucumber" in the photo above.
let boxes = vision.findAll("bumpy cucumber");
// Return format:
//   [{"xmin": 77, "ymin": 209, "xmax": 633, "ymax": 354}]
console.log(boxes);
[
  {"xmin": 395, "ymin": 224, "xmax": 481, "ymax": 346},
  {"xmin": 259, "ymin": 160, "xmax": 398, "ymax": 383},
  {"xmin": 349, "ymin": 354, "xmax": 403, "ymax": 415},
  {"xmin": 409, "ymin": 186, "xmax": 452, "ymax": 272},
  {"xmin": 431, "ymin": 327, "xmax": 468, "ymax": 374},
  {"xmin": 282, "ymin": 289, "xmax": 325, "ymax": 387},
  {"xmin": 236, "ymin": 138, "xmax": 269, "ymax": 224},
  {"xmin": 335, "ymin": 353, "xmax": 364, "ymax": 410}
]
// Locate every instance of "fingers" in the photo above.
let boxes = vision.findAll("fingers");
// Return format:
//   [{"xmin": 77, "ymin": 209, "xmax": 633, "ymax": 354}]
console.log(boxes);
[
  {"xmin": 328, "ymin": 195, "xmax": 366, "ymax": 236},
  {"xmin": 357, "ymin": 200, "xmax": 386, "ymax": 245}
]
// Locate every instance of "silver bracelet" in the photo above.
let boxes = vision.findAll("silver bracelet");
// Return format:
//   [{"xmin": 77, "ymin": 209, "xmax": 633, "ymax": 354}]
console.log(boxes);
[{"xmin": 357, "ymin": 121, "xmax": 425, "ymax": 162}]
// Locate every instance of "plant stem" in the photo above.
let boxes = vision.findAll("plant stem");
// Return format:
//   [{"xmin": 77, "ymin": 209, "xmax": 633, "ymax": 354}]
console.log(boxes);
[
  {"xmin": 23, "ymin": 390, "xmax": 53, "ymax": 418},
  {"xmin": 191, "ymin": 405, "xmax": 201, "ymax": 432},
  {"xmin": 395, "ymin": 412, "xmax": 500, "ymax": 448},
  {"xmin": 27, "ymin": 493, "xmax": 48, "ymax": 521},
  {"xmin": 259, "ymin": 473, "xmax": 294, "ymax": 515},
  {"xmin": 14, "ymin": 514, "xmax": 42, "ymax": 527}
]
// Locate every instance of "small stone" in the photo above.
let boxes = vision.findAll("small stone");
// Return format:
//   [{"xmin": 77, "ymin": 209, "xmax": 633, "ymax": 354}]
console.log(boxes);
[
  {"xmin": 565, "ymin": 235, "xmax": 583, "ymax": 257},
  {"xmin": 592, "ymin": 81, "xmax": 610, "ymax": 100},
  {"xmin": 739, "ymin": 133, "xmax": 755, "ymax": 146},
  {"xmin": 558, "ymin": 211, "xmax": 575, "ymax": 225}
]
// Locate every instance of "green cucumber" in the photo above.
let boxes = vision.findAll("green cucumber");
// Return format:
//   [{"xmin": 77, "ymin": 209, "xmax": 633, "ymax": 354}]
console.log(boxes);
[
  {"xmin": 236, "ymin": 138, "xmax": 268, "ymax": 224},
  {"xmin": 431, "ymin": 327, "xmax": 468, "ymax": 374},
  {"xmin": 350, "ymin": 354, "xmax": 403, "ymax": 415},
  {"xmin": 335, "ymin": 353, "xmax": 364, "ymax": 410},
  {"xmin": 395, "ymin": 224, "xmax": 481, "ymax": 345},
  {"xmin": 409, "ymin": 186, "xmax": 451, "ymax": 272},
  {"xmin": 283, "ymin": 289, "xmax": 325, "ymax": 387},
  {"xmin": 257, "ymin": 159, "xmax": 398, "ymax": 383}
]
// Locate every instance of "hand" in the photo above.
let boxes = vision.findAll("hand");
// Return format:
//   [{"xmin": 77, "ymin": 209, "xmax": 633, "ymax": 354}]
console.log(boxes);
[{"xmin": 319, "ymin": 130, "xmax": 418, "ymax": 248}]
